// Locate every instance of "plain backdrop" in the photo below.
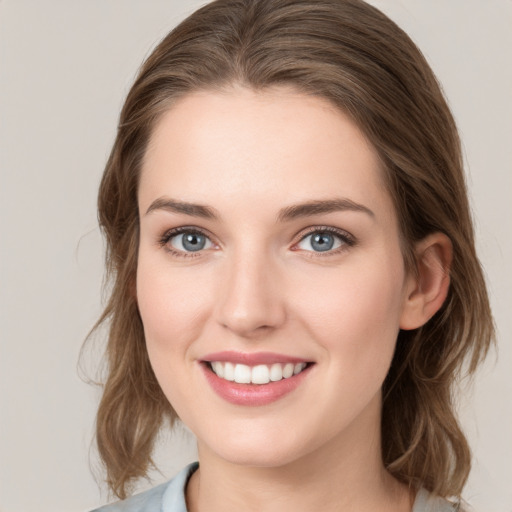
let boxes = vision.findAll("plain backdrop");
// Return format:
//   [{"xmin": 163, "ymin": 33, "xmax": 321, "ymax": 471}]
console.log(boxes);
[{"xmin": 0, "ymin": 1, "xmax": 511, "ymax": 511}]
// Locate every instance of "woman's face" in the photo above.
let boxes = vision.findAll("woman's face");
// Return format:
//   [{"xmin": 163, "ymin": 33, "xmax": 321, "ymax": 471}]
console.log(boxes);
[{"xmin": 137, "ymin": 87, "xmax": 415, "ymax": 468}]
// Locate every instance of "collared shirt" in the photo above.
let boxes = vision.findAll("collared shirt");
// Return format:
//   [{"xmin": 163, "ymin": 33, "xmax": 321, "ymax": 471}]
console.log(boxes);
[{"xmin": 91, "ymin": 462, "xmax": 459, "ymax": 512}]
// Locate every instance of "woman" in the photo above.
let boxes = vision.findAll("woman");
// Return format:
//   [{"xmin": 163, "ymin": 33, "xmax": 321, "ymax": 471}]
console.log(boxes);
[{"xmin": 90, "ymin": 0, "xmax": 494, "ymax": 510}]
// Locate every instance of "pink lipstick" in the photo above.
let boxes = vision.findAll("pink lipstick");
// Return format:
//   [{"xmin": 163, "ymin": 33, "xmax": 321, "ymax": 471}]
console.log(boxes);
[{"xmin": 200, "ymin": 351, "xmax": 313, "ymax": 406}]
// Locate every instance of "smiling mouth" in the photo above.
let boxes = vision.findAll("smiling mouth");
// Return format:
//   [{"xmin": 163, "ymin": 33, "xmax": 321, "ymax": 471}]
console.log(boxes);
[
  {"xmin": 201, "ymin": 353, "xmax": 314, "ymax": 405},
  {"xmin": 207, "ymin": 361, "xmax": 310, "ymax": 385}
]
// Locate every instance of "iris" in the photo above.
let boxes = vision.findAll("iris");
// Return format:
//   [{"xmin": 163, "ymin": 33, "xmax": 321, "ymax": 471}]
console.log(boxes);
[
  {"xmin": 180, "ymin": 233, "xmax": 206, "ymax": 251},
  {"xmin": 310, "ymin": 233, "xmax": 335, "ymax": 252}
]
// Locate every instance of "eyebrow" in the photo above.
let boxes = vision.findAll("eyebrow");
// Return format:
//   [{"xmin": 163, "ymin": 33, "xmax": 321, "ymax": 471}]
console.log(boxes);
[
  {"xmin": 277, "ymin": 198, "xmax": 374, "ymax": 222},
  {"xmin": 144, "ymin": 196, "xmax": 374, "ymax": 221},
  {"xmin": 145, "ymin": 197, "xmax": 218, "ymax": 218}
]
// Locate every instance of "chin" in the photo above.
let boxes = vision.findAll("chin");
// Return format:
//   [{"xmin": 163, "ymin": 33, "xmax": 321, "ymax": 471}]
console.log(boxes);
[
  {"xmin": 197, "ymin": 424, "xmax": 321, "ymax": 469},
  {"xmin": 219, "ymin": 447, "xmax": 302, "ymax": 469}
]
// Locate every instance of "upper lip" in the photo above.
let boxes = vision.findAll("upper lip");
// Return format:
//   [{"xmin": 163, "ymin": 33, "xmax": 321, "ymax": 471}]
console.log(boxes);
[{"xmin": 201, "ymin": 351, "xmax": 311, "ymax": 366}]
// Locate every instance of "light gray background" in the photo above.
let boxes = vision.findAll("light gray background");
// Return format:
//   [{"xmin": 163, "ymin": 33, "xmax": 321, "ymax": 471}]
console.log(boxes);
[{"xmin": 0, "ymin": 1, "xmax": 511, "ymax": 511}]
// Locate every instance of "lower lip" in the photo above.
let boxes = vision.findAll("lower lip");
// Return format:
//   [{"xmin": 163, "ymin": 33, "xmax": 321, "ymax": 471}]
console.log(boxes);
[{"xmin": 201, "ymin": 363, "xmax": 312, "ymax": 406}]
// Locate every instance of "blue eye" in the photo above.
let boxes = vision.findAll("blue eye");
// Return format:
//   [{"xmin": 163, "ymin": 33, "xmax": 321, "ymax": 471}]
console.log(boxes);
[
  {"xmin": 169, "ymin": 231, "xmax": 213, "ymax": 252},
  {"xmin": 297, "ymin": 231, "xmax": 345, "ymax": 252}
]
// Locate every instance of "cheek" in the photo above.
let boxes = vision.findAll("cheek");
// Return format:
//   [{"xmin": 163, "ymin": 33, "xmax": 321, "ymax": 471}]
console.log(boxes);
[
  {"xmin": 136, "ymin": 256, "xmax": 212, "ymax": 354},
  {"xmin": 293, "ymin": 256, "xmax": 406, "ymax": 370},
  {"xmin": 135, "ymin": 255, "xmax": 214, "ymax": 414}
]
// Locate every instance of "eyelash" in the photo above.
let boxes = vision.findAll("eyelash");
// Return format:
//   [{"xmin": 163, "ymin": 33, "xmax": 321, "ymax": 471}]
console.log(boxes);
[
  {"xmin": 158, "ymin": 225, "xmax": 356, "ymax": 258},
  {"xmin": 158, "ymin": 226, "xmax": 217, "ymax": 258},
  {"xmin": 291, "ymin": 226, "xmax": 356, "ymax": 257},
  {"xmin": 158, "ymin": 226, "xmax": 214, "ymax": 258}
]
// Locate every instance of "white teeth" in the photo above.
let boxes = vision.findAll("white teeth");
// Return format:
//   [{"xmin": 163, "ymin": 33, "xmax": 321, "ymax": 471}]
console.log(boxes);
[
  {"xmin": 270, "ymin": 363, "xmax": 283, "ymax": 381},
  {"xmin": 294, "ymin": 362, "xmax": 306, "ymax": 375},
  {"xmin": 224, "ymin": 362, "xmax": 235, "ymax": 381},
  {"xmin": 211, "ymin": 361, "xmax": 224, "ymax": 378},
  {"xmin": 234, "ymin": 364, "xmax": 252, "ymax": 384},
  {"xmin": 251, "ymin": 365, "xmax": 270, "ymax": 384},
  {"xmin": 209, "ymin": 361, "xmax": 308, "ymax": 384},
  {"xmin": 283, "ymin": 363, "xmax": 294, "ymax": 378}
]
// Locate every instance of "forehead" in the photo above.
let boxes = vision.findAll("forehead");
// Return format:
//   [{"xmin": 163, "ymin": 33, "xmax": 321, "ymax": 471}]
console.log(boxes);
[{"xmin": 139, "ymin": 87, "xmax": 392, "ymax": 220}]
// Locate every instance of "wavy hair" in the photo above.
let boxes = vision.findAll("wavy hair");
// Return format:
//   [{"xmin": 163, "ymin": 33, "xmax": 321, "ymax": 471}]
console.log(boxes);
[{"xmin": 90, "ymin": 0, "xmax": 494, "ymax": 499}]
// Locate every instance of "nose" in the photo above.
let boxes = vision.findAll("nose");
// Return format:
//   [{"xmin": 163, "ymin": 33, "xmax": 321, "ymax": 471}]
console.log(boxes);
[{"xmin": 215, "ymin": 250, "xmax": 286, "ymax": 338}]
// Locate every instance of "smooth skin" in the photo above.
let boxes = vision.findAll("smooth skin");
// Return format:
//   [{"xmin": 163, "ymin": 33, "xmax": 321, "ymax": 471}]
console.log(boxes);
[{"xmin": 136, "ymin": 86, "xmax": 452, "ymax": 512}]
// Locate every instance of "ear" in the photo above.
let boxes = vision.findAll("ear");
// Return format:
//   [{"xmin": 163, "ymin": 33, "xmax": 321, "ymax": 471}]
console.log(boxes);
[{"xmin": 400, "ymin": 232, "xmax": 453, "ymax": 330}]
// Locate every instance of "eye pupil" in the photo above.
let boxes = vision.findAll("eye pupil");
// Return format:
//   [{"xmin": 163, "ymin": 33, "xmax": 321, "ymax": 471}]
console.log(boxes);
[
  {"xmin": 311, "ymin": 233, "xmax": 334, "ymax": 252},
  {"xmin": 182, "ymin": 233, "xmax": 206, "ymax": 251}
]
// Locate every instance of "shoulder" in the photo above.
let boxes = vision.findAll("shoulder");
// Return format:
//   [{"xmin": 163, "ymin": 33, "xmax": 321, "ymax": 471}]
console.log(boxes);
[
  {"xmin": 90, "ymin": 462, "xmax": 199, "ymax": 512},
  {"xmin": 413, "ymin": 488, "xmax": 464, "ymax": 512},
  {"xmin": 90, "ymin": 481, "xmax": 168, "ymax": 512}
]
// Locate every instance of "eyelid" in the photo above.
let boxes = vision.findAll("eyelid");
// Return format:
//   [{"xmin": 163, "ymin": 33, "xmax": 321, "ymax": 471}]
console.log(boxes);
[
  {"xmin": 158, "ymin": 225, "xmax": 218, "ymax": 257},
  {"xmin": 291, "ymin": 226, "xmax": 356, "ymax": 254},
  {"xmin": 157, "ymin": 224, "xmax": 355, "ymax": 258}
]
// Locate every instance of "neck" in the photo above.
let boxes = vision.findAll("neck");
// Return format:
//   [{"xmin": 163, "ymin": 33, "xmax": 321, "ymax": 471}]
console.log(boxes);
[{"xmin": 186, "ymin": 399, "xmax": 413, "ymax": 512}]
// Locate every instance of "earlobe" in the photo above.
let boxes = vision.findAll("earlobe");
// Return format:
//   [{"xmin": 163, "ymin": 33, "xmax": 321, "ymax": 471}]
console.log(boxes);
[{"xmin": 399, "ymin": 233, "xmax": 453, "ymax": 330}]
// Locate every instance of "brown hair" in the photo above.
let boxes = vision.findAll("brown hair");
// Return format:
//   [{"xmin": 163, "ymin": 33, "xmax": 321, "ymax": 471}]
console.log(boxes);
[{"xmin": 91, "ymin": 0, "xmax": 494, "ymax": 500}]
